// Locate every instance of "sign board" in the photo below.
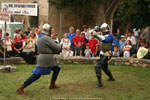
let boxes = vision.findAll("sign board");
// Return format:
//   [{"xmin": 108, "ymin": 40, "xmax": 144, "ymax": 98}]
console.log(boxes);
[
  {"xmin": 1, "ymin": 3, "xmax": 38, "ymax": 16},
  {"xmin": 0, "ymin": 13, "xmax": 9, "ymax": 21}
]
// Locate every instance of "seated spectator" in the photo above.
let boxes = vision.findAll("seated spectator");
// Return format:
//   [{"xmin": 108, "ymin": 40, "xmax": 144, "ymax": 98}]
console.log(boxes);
[
  {"xmin": 13, "ymin": 35, "xmax": 23, "ymax": 56},
  {"xmin": 84, "ymin": 43, "xmax": 92, "ymax": 57},
  {"xmin": 112, "ymin": 34, "xmax": 119, "ymax": 53},
  {"xmin": 116, "ymin": 28, "xmax": 122, "ymax": 40},
  {"xmin": 66, "ymin": 47, "xmax": 73, "ymax": 57},
  {"xmin": 119, "ymin": 35, "xmax": 126, "ymax": 57},
  {"xmin": 29, "ymin": 32, "xmax": 36, "ymax": 51},
  {"xmin": 123, "ymin": 40, "xmax": 132, "ymax": 57},
  {"xmin": 73, "ymin": 29, "xmax": 85, "ymax": 56},
  {"xmin": 21, "ymin": 37, "xmax": 36, "ymax": 64},
  {"xmin": 81, "ymin": 33, "xmax": 88, "ymax": 56},
  {"xmin": 137, "ymin": 38, "xmax": 150, "ymax": 59},
  {"xmin": 88, "ymin": 35, "xmax": 98, "ymax": 57},
  {"xmin": 81, "ymin": 25, "xmax": 90, "ymax": 40},
  {"xmin": 112, "ymin": 46, "xmax": 120, "ymax": 57},
  {"xmin": 4, "ymin": 33, "xmax": 13, "ymax": 57},
  {"xmin": 60, "ymin": 33, "xmax": 71, "ymax": 56}
]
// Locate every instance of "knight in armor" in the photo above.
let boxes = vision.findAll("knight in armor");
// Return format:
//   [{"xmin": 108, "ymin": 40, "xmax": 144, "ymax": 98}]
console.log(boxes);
[
  {"xmin": 17, "ymin": 23, "xmax": 62, "ymax": 95},
  {"xmin": 92, "ymin": 23, "xmax": 115, "ymax": 87}
]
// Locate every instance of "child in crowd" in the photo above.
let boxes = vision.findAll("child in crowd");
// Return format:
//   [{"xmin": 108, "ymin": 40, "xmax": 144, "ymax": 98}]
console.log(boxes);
[
  {"xmin": 60, "ymin": 33, "xmax": 71, "ymax": 56},
  {"xmin": 66, "ymin": 47, "xmax": 73, "ymax": 57},
  {"xmin": 112, "ymin": 46, "xmax": 120, "ymax": 57},
  {"xmin": 88, "ymin": 35, "xmax": 98, "ymax": 57},
  {"xmin": 84, "ymin": 43, "xmax": 92, "ymax": 57},
  {"xmin": 123, "ymin": 40, "xmax": 132, "ymax": 57}
]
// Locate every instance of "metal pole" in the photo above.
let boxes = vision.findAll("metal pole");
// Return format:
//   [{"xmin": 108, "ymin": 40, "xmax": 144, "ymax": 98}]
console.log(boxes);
[
  {"xmin": 4, "ymin": 21, "xmax": 6, "ymax": 65},
  {"xmin": 59, "ymin": 13, "xmax": 62, "ymax": 38}
]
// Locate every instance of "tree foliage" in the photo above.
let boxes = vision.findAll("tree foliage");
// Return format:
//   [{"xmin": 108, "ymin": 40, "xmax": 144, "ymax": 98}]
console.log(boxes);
[
  {"xmin": 116, "ymin": 0, "xmax": 150, "ymax": 29},
  {"xmin": 48, "ymin": 0, "xmax": 112, "ymax": 27}
]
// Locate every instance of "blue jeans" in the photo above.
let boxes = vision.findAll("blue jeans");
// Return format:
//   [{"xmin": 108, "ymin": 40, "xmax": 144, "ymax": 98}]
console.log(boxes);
[
  {"xmin": 91, "ymin": 53, "xmax": 95, "ymax": 57},
  {"xmin": 24, "ymin": 65, "xmax": 61, "ymax": 86}
]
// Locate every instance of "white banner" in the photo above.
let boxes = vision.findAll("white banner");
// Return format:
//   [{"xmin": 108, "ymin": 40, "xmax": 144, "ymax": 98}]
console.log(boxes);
[{"xmin": 1, "ymin": 3, "xmax": 38, "ymax": 16}]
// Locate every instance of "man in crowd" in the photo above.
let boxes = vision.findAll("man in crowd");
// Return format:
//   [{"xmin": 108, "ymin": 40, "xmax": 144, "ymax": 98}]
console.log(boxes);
[
  {"xmin": 141, "ymin": 26, "xmax": 150, "ymax": 48},
  {"xmin": 119, "ymin": 35, "xmax": 126, "ymax": 57},
  {"xmin": 73, "ymin": 29, "xmax": 85, "ymax": 56},
  {"xmin": 67, "ymin": 26, "xmax": 76, "ymax": 54}
]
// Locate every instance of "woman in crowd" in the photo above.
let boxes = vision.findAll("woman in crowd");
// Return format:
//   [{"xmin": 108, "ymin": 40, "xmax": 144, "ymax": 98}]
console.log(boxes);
[
  {"xmin": 21, "ymin": 36, "xmax": 36, "ymax": 64},
  {"xmin": 13, "ymin": 35, "xmax": 23, "ymax": 56},
  {"xmin": 4, "ymin": 33, "xmax": 13, "ymax": 57}
]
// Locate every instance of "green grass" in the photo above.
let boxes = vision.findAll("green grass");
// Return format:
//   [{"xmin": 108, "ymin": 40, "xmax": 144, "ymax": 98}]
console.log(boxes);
[{"xmin": 0, "ymin": 64, "xmax": 150, "ymax": 100}]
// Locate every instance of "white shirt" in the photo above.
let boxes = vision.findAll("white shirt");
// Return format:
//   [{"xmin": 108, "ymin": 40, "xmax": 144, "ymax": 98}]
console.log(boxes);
[
  {"xmin": 127, "ymin": 36, "xmax": 136, "ymax": 45},
  {"xmin": 5, "ymin": 40, "xmax": 12, "ymax": 51},
  {"xmin": 60, "ymin": 38, "xmax": 71, "ymax": 49},
  {"xmin": 84, "ymin": 49, "xmax": 92, "ymax": 57},
  {"xmin": 81, "ymin": 31, "xmax": 90, "ymax": 40},
  {"xmin": 66, "ymin": 50, "xmax": 73, "ymax": 56},
  {"xmin": 133, "ymin": 28, "xmax": 140, "ymax": 36}
]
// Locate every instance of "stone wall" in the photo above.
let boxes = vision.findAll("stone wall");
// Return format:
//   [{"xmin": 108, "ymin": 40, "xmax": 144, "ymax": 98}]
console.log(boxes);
[{"xmin": 0, "ymin": 56, "xmax": 150, "ymax": 68}]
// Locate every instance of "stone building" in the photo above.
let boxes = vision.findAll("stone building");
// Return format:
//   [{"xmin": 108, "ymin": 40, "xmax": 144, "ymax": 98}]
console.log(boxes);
[{"xmin": 0, "ymin": 0, "xmax": 120, "ymax": 37}]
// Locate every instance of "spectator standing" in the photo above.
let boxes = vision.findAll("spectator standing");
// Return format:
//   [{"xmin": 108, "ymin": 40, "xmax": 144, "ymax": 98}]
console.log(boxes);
[
  {"xmin": 141, "ymin": 26, "xmax": 150, "ymax": 48},
  {"xmin": 119, "ymin": 35, "xmax": 126, "ymax": 57},
  {"xmin": 123, "ymin": 40, "xmax": 132, "ymax": 57},
  {"xmin": 111, "ymin": 34, "xmax": 119, "ymax": 52},
  {"xmin": 112, "ymin": 46, "xmax": 119, "ymax": 57},
  {"xmin": 127, "ymin": 31, "xmax": 137, "ymax": 55},
  {"xmin": 84, "ymin": 44, "xmax": 92, "ymax": 57},
  {"xmin": 60, "ymin": 33, "xmax": 71, "ymax": 56},
  {"xmin": 81, "ymin": 33, "xmax": 88, "ymax": 56},
  {"xmin": 115, "ymin": 28, "xmax": 122, "ymax": 40},
  {"xmin": 81, "ymin": 25, "xmax": 90, "ymax": 40},
  {"xmin": 67, "ymin": 26, "xmax": 76, "ymax": 52},
  {"xmin": 88, "ymin": 35, "xmax": 98, "ymax": 57},
  {"xmin": 73, "ymin": 29, "xmax": 85, "ymax": 56},
  {"xmin": 133, "ymin": 28, "xmax": 140, "ymax": 43}
]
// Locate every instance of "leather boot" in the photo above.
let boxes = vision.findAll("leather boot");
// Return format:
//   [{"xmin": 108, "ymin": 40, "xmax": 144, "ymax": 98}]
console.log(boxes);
[
  {"xmin": 105, "ymin": 70, "xmax": 115, "ymax": 81},
  {"xmin": 49, "ymin": 81, "xmax": 60, "ymax": 89},
  {"xmin": 16, "ymin": 84, "xmax": 27, "ymax": 95}
]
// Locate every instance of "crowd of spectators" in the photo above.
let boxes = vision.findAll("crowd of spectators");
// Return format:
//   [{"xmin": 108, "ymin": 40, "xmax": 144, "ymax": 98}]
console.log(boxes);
[{"xmin": 0, "ymin": 25, "xmax": 150, "ymax": 64}]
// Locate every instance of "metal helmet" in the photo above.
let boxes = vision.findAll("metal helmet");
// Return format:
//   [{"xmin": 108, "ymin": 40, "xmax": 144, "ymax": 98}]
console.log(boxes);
[
  {"xmin": 100, "ymin": 23, "xmax": 110, "ymax": 33},
  {"xmin": 42, "ymin": 23, "xmax": 51, "ymax": 36}
]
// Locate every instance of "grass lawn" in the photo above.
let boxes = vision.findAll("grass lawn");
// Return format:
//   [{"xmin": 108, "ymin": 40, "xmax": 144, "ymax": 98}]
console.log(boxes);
[{"xmin": 0, "ymin": 64, "xmax": 150, "ymax": 100}]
